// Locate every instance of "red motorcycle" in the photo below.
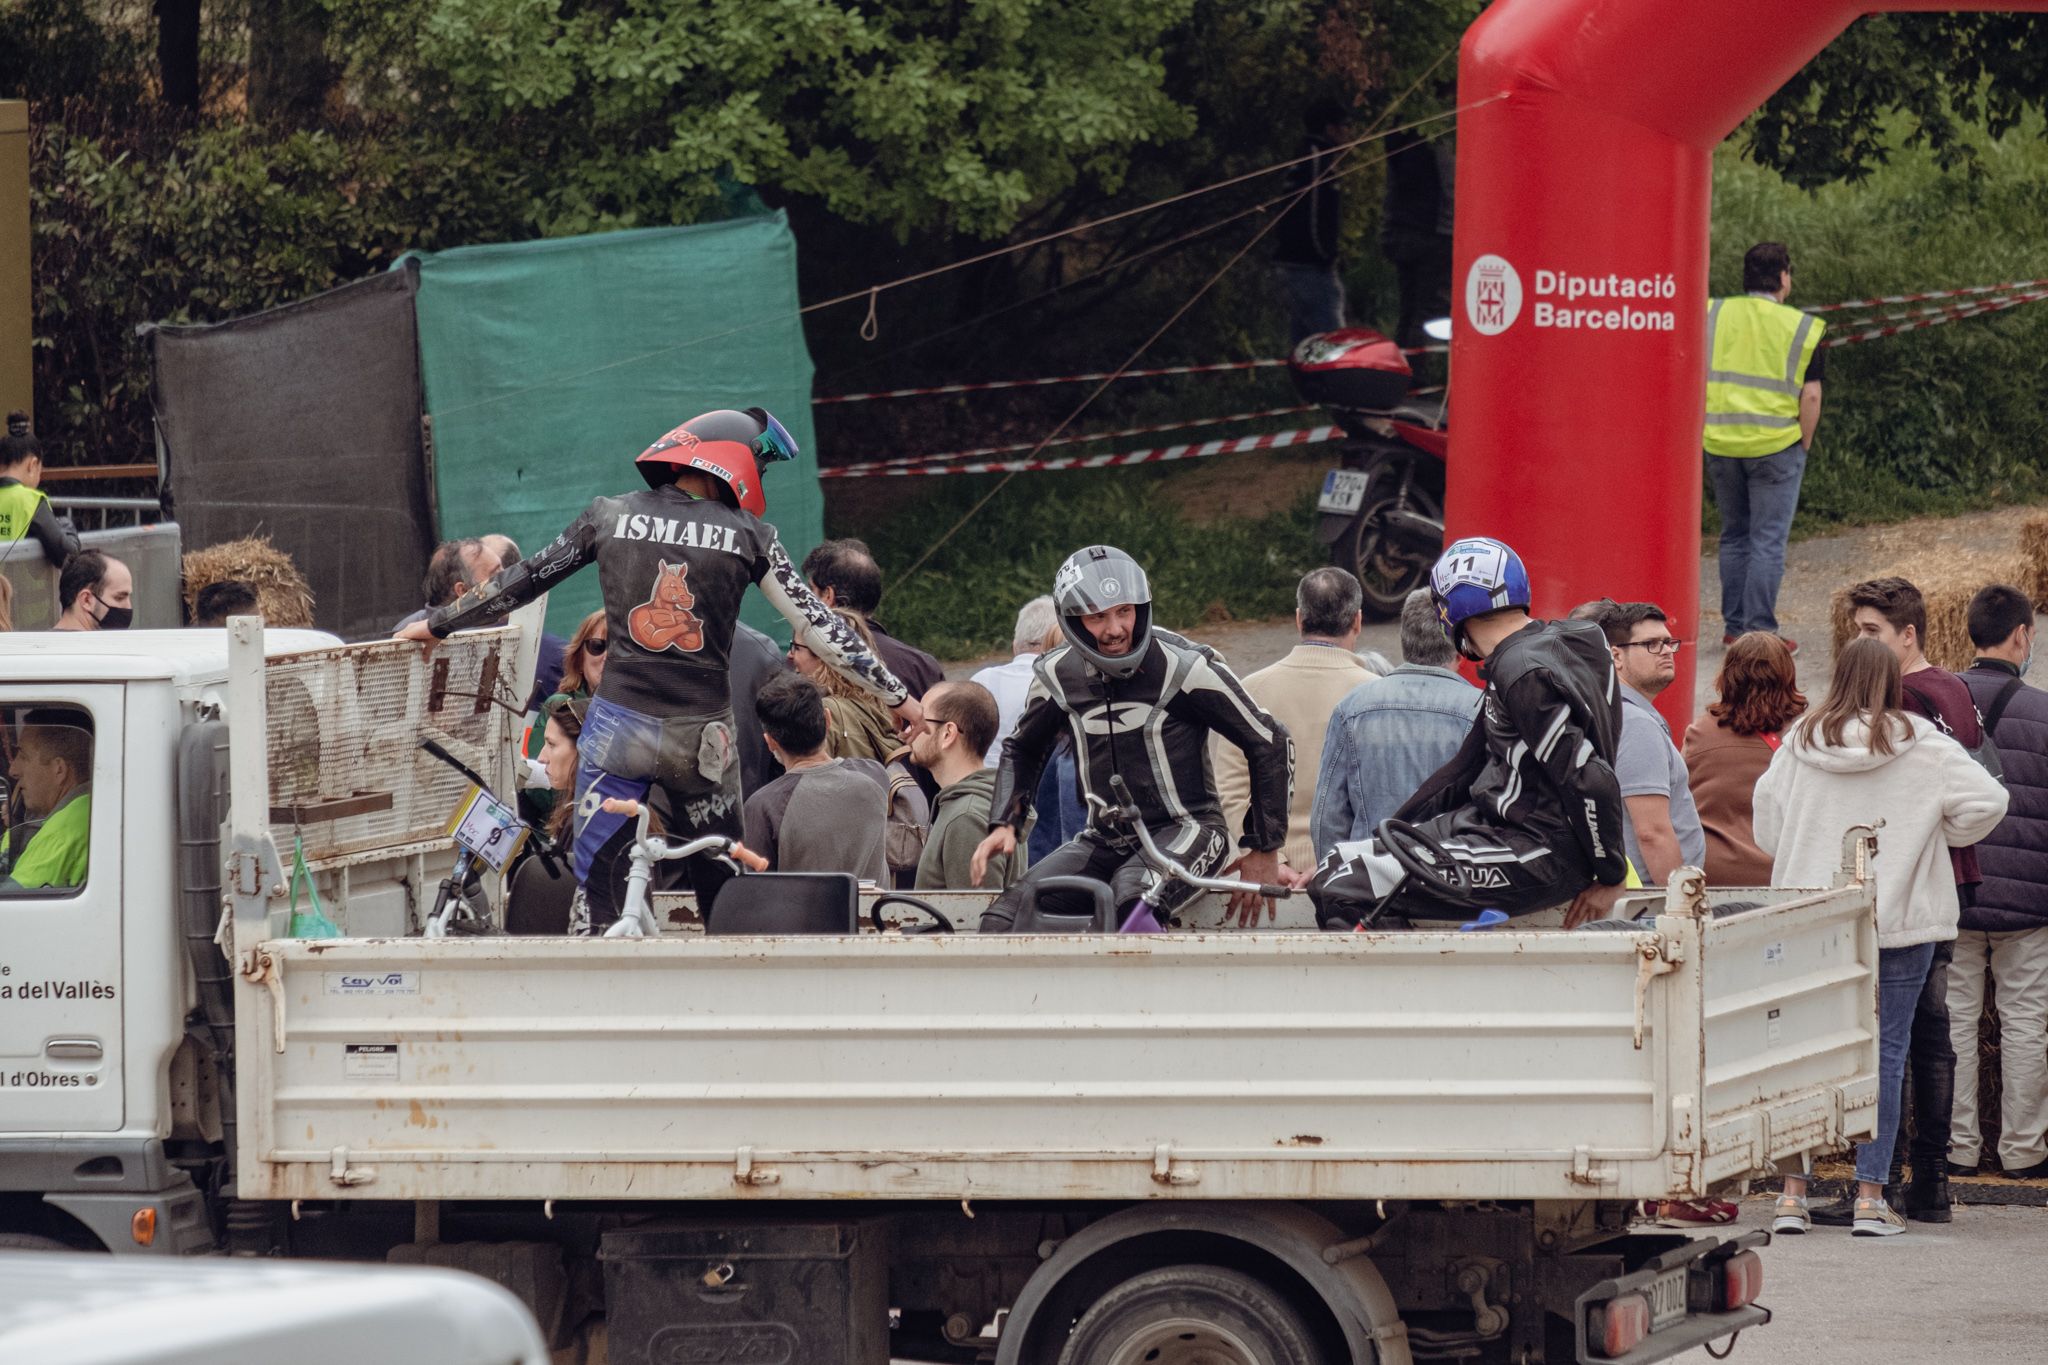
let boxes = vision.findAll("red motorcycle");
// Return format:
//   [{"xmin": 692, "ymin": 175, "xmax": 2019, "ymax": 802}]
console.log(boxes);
[{"xmin": 1289, "ymin": 327, "xmax": 1448, "ymax": 618}]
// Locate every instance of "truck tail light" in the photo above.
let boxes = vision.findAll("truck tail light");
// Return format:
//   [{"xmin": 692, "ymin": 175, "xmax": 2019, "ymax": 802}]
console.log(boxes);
[
  {"xmin": 131, "ymin": 1207, "xmax": 157, "ymax": 1247},
  {"xmin": 1590, "ymin": 1293, "xmax": 1649, "ymax": 1357},
  {"xmin": 1719, "ymin": 1249, "xmax": 1763, "ymax": 1311}
]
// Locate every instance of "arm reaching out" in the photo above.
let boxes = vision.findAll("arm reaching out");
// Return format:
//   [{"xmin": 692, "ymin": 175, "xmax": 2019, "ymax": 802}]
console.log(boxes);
[
  {"xmin": 754, "ymin": 540, "xmax": 907, "ymax": 708},
  {"xmin": 426, "ymin": 508, "xmax": 601, "ymax": 638}
]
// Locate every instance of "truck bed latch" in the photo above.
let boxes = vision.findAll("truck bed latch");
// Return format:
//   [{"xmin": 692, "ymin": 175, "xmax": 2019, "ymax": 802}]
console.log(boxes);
[
  {"xmin": 1152, "ymin": 1144, "xmax": 1199, "ymax": 1186},
  {"xmin": 1633, "ymin": 938, "xmax": 1684, "ymax": 1050},
  {"xmin": 329, "ymin": 1146, "xmax": 376, "ymax": 1187},
  {"xmin": 734, "ymin": 1147, "xmax": 781, "ymax": 1187},
  {"xmin": 239, "ymin": 947, "xmax": 289, "ymax": 1054},
  {"xmin": 1569, "ymin": 1146, "xmax": 1618, "ymax": 1187}
]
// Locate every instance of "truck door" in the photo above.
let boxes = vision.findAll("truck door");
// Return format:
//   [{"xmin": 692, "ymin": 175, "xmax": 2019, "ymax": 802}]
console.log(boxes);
[{"xmin": 0, "ymin": 687, "xmax": 124, "ymax": 1132}]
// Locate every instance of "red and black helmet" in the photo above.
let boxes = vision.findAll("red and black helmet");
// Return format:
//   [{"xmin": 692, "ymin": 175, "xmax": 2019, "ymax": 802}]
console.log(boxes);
[{"xmin": 634, "ymin": 407, "xmax": 800, "ymax": 517}]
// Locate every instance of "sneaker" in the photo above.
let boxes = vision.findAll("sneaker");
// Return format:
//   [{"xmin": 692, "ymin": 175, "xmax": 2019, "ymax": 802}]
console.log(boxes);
[
  {"xmin": 1722, "ymin": 632, "xmax": 1738, "ymax": 646},
  {"xmin": 2002, "ymin": 1157, "xmax": 2048, "ymax": 1180},
  {"xmin": 1656, "ymin": 1198, "xmax": 1739, "ymax": 1226},
  {"xmin": 1771, "ymin": 1194, "xmax": 1811, "ymax": 1235},
  {"xmin": 1851, "ymin": 1198, "xmax": 1908, "ymax": 1236},
  {"xmin": 1901, "ymin": 1171, "xmax": 1952, "ymax": 1223},
  {"xmin": 1947, "ymin": 1160, "xmax": 1981, "ymax": 1178}
]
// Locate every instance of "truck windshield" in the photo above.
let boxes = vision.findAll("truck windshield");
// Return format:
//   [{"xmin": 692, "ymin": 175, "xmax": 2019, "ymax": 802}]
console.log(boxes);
[{"xmin": 1, "ymin": 705, "xmax": 94, "ymax": 894}]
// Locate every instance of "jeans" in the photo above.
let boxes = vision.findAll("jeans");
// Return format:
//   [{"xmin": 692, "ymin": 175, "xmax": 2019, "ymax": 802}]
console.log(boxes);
[
  {"xmin": 1898, "ymin": 939, "xmax": 1957, "ymax": 1178},
  {"xmin": 1275, "ymin": 261, "xmax": 1346, "ymax": 345},
  {"xmin": 1858, "ymin": 942, "xmax": 1939, "ymax": 1185},
  {"xmin": 1709, "ymin": 441, "xmax": 1806, "ymax": 636},
  {"xmin": 1028, "ymin": 745, "xmax": 1087, "ymax": 865}
]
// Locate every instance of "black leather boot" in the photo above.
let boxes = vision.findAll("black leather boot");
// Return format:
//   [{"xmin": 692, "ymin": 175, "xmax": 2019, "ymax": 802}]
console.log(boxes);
[{"xmin": 1902, "ymin": 1169, "xmax": 1952, "ymax": 1223}]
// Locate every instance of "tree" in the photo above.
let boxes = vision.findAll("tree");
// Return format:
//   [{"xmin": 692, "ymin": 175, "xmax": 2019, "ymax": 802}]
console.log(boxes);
[{"xmin": 1746, "ymin": 13, "xmax": 2048, "ymax": 189}]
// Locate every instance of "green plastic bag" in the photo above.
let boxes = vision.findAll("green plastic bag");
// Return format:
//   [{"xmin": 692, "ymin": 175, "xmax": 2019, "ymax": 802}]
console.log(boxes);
[{"xmin": 287, "ymin": 833, "xmax": 344, "ymax": 939}]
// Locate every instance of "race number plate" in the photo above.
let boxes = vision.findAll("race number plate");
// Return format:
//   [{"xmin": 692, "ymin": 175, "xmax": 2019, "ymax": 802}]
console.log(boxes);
[
  {"xmin": 1318, "ymin": 468, "xmax": 1371, "ymax": 515},
  {"xmin": 446, "ymin": 783, "xmax": 528, "ymax": 873},
  {"xmin": 1647, "ymin": 1267, "xmax": 1688, "ymax": 1331}
]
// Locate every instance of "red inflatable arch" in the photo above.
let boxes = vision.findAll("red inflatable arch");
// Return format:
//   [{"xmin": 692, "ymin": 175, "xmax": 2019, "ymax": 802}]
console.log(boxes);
[{"xmin": 1447, "ymin": 0, "xmax": 2048, "ymax": 723}]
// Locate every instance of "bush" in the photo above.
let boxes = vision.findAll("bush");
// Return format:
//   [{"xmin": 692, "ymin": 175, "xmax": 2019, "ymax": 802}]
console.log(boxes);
[
  {"xmin": 27, "ymin": 115, "xmax": 534, "ymax": 462},
  {"xmin": 1710, "ymin": 116, "xmax": 2048, "ymax": 532}
]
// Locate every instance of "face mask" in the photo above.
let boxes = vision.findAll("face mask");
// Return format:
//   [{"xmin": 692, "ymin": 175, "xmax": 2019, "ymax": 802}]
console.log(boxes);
[{"xmin": 90, "ymin": 596, "xmax": 133, "ymax": 631}]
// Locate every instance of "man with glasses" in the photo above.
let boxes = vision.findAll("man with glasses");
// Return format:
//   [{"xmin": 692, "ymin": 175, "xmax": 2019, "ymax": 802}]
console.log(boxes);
[{"xmin": 1572, "ymin": 600, "xmax": 1705, "ymax": 889}]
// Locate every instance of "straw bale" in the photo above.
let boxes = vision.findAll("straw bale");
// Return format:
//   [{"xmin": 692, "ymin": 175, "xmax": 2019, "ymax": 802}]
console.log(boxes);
[
  {"xmin": 181, "ymin": 536, "xmax": 316, "ymax": 628},
  {"xmin": 1830, "ymin": 546, "xmax": 2027, "ymax": 672},
  {"xmin": 2021, "ymin": 515, "xmax": 2048, "ymax": 605}
]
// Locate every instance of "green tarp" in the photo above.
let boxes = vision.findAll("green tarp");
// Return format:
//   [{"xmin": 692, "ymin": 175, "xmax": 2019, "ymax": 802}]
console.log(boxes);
[{"xmin": 407, "ymin": 213, "xmax": 821, "ymax": 642}]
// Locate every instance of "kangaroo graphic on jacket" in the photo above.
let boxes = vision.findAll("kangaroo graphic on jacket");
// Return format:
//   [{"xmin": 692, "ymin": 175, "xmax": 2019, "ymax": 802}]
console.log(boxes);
[{"xmin": 627, "ymin": 560, "xmax": 705, "ymax": 653}]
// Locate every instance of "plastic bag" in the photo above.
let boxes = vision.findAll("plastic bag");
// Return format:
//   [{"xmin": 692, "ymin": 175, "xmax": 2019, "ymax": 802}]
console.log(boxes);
[{"xmin": 287, "ymin": 832, "xmax": 344, "ymax": 939}]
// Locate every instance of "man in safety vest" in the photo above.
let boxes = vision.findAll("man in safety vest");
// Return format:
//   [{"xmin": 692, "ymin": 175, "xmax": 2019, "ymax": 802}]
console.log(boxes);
[
  {"xmin": 0, "ymin": 412, "xmax": 81, "ymax": 568},
  {"xmin": 1702, "ymin": 242, "xmax": 1824, "ymax": 651}
]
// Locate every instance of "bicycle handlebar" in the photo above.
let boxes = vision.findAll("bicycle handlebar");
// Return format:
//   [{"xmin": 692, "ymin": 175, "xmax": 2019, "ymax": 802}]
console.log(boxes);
[
  {"xmin": 1105, "ymin": 775, "xmax": 1295, "ymax": 901},
  {"xmin": 598, "ymin": 797, "xmax": 767, "ymax": 871}
]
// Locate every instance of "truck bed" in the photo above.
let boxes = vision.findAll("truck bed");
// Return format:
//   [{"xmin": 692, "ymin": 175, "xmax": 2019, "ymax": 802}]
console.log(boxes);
[{"xmin": 234, "ymin": 872, "xmax": 1877, "ymax": 1205}]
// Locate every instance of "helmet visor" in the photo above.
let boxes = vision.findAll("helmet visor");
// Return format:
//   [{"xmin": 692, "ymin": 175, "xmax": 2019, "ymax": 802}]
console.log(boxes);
[{"xmin": 748, "ymin": 408, "xmax": 801, "ymax": 465}]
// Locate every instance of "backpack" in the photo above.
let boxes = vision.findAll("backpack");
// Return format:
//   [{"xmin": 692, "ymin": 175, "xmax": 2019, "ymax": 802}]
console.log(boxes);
[
  {"xmin": 1971, "ymin": 676, "xmax": 2025, "ymax": 783},
  {"xmin": 882, "ymin": 748, "xmax": 930, "ymax": 881}
]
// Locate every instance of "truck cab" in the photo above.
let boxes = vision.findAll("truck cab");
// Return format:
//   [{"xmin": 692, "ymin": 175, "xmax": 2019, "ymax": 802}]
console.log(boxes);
[{"xmin": 0, "ymin": 626, "xmax": 503, "ymax": 1255}]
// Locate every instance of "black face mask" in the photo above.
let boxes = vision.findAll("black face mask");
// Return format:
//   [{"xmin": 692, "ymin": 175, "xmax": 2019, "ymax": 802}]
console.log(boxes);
[{"xmin": 90, "ymin": 596, "xmax": 133, "ymax": 631}]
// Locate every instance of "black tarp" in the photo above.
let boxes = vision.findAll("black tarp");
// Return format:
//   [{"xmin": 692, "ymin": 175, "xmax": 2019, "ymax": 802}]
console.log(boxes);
[{"xmin": 150, "ymin": 268, "xmax": 433, "ymax": 639}]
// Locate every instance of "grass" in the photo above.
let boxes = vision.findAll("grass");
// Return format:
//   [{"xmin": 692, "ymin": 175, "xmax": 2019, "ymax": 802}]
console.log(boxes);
[{"xmin": 845, "ymin": 467, "xmax": 1325, "ymax": 660}]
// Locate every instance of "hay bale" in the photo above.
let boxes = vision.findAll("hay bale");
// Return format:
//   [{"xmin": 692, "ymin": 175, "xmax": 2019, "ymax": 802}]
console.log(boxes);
[
  {"xmin": 2021, "ymin": 515, "xmax": 2048, "ymax": 605},
  {"xmin": 181, "ymin": 536, "xmax": 315, "ymax": 628},
  {"xmin": 1830, "ymin": 547, "xmax": 2028, "ymax": 672}
]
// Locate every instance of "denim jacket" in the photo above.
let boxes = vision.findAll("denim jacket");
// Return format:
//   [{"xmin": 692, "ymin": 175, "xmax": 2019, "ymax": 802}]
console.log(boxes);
[{"xmin": 1310, "ymin": 664, "xmax": 1481, "ymax": 859}]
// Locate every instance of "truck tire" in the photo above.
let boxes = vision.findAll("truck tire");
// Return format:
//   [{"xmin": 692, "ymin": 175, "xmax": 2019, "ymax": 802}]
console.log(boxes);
[
  {"xmin": 0, "ymin": 1231, "xmax": 79, "ymax": 1252},
  {"xmin": 1055, "ymin": 1263, "xmax": 1325, "ymax": 1365}
]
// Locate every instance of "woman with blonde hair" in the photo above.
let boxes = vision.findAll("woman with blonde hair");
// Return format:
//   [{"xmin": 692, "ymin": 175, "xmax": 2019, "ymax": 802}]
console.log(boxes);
[
  {"xmin": 1754, "ymin": 637, "xmax": 2007, "ymax": 1236},
  {"xmin": 788, "ymin": 607, "xmax": 898, "ymax": 763},
  {"xmin": 1683, "ymin": 632, "xmax": 1805, "ymax": 885}
]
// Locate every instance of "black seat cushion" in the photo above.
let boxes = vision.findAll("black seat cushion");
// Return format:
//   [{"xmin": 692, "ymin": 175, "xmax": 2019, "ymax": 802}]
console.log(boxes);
[{"xmin": 707, "ymin": 872, "xmax": 860, "ymax": 935}]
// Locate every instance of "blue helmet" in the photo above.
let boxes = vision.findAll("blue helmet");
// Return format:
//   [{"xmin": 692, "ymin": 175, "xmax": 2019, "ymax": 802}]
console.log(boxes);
[{"xmin": 1429, "ymin": 536, "xmax": 1531, "ymax": 654}]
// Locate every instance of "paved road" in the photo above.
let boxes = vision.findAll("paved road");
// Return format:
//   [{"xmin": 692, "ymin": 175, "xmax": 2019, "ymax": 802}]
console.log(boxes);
[{"xmin": 1671, "ymin": 1196, "xmax": 2048, "ymax": 1363}]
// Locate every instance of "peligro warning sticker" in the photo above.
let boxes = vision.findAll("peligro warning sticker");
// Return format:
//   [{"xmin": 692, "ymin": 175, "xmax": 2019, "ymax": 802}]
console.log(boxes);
[{"xmin": 344, "ymin": 1043, "xmax": 399, "ymax": 1080}]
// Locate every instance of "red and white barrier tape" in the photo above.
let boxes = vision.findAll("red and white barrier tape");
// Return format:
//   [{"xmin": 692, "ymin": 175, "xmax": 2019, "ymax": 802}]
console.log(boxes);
[
  {"xmin": 1823, "ymin": 288, "xmax": 2048, "ymax": 347},
  {"xmin": 813, "ymin": 345, "xmax": 1444, "ymax": 406},
  {"xmin": 850, "ymin": 405, "xmax": 1322, "ymax": 472},
  {"xmin": 1811, "ymin": 278, "xmax": 2048, "ymax": 314},
  {"xmin": 821, "ymin": 424, "xmax": 1342, "ymax": 479}
]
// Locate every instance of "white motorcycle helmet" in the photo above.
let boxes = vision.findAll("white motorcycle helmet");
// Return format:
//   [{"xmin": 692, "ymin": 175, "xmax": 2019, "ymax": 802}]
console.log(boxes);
[{"xmin": 1053, "ymin": 545, "xmax": 1153, "ymax": 679}]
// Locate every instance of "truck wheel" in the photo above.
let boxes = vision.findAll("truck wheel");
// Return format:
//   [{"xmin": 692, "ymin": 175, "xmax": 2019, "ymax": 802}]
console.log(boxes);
[
  {"xmin": 1056, "ymin": 1264, "xmax": 1325, "ymax": 1365},
  {"xmin": 0, "ymin": 1231, "xmax": 79, "ymax": 1252}
]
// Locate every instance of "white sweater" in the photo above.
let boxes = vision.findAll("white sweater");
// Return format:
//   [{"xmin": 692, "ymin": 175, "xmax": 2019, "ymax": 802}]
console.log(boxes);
[{"xmin": 1752, "ymin": 713, "xmax": 2009, "ymax": 948}]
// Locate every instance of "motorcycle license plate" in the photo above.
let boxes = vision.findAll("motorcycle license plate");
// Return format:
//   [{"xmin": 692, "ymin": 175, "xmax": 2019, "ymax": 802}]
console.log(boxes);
[
  {"xmin": 1647, "ymin": 1267, "xmax": 1689, "ymax": 1331},
  {"xmin": 1318, "ymin": 468, "xmax": 1371, "ymax": 515}
]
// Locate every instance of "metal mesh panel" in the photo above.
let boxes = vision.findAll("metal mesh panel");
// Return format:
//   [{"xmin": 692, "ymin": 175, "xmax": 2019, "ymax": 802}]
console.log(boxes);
[{"xmin": 264, "ymin": 631, "xmax": 522, "ymax": 865}]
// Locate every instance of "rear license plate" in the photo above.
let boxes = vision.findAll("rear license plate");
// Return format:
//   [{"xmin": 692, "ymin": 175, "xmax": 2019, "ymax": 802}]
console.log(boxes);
[
  {"xmin": 1647, "ymin": 1267, "xmax": 1688, "ymax": 1331},
  {"xmin": 1318, "ymin": 468, "xmax": 1370, "ymax": 514}
]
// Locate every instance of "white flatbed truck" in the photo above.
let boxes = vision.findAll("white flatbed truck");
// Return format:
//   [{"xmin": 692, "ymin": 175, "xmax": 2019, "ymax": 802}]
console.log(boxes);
[{"xmin": 0, "ymin": 622, "xmax": 1881, "ymax": 1365}]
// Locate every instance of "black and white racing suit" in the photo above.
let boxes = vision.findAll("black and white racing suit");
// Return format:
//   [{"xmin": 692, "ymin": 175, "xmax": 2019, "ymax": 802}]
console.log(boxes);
[
  {"xmin": 981, "ymin": 630, "xmax": 1293, "ymax": 931},
  {"xmin": 428, "ymin": 485, "xmax": 904, "ymax": 926},
  {"xmin": 1309, "ymin": 618, "xmax": 1629, "ymax": 926}
]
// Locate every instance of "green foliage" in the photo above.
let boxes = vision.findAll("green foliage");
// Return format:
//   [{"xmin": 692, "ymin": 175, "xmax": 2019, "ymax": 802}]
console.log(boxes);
[
  {"xmin": 29, "ymin": 118, "xmax": 532, "ymax": 455},
  {"xmin": 1712, "ymin": 115, "xmax": 2048, "ymax": 534},
  {"xmin": 849, "ymin": 471, "xmax": 1323, "ymax": 659},
  {"xmin": 1748, "ymin": 13, "xmax": 2048, "ymax": 190},
  {"xmin": 323, "ymin": 0, "xmax": 1208, "ymax": 239}
]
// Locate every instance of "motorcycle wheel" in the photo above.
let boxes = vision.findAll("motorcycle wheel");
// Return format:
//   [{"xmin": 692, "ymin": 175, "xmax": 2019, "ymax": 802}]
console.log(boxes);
[{"xmin": 1331, "ymin": 454, "xmax": 1444, "ymax": 618}]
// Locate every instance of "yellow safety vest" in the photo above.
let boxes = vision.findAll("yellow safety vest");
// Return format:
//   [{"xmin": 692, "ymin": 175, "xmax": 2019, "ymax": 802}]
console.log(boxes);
[
  {"xmin": 1701, "ymin": 295, "xmax": 1824, "ymax": 458},
  {"xmin": 0, "ymin": 480, "xmax": 49, "ymax": 540}
]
